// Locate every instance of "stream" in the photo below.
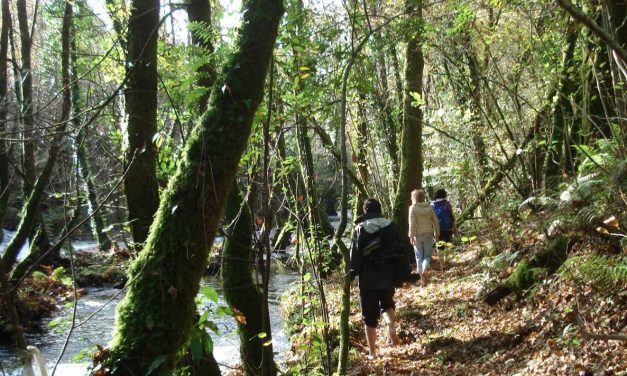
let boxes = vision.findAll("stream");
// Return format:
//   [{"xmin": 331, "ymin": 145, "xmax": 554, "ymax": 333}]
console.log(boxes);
[{"xmin": 0, "ymin": 234, "xmax": 299, "ymax": 375}]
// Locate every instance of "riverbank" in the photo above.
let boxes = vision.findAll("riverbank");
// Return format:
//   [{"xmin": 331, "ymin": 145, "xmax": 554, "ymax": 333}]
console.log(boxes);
[{"xmin": 0, "ymin": 244, "xmax": 298, "ymax": 375}]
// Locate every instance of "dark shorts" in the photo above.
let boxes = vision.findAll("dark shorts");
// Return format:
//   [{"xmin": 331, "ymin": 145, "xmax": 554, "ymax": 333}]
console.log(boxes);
[{"xmin": 359, "ymin": 288, "xmax": 395, "ymax": 328}]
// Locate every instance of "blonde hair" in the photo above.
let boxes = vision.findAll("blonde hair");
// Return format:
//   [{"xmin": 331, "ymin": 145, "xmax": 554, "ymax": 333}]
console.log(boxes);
[{"xmin": 411, "ymin": 189, "xmax": 426, "ymax": 204}]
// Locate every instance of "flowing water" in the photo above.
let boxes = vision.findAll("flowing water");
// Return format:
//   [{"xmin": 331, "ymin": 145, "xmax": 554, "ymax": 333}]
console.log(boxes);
[{"xmin": 0, "ymin": 233, "xmax": 299, "ymax": 375}]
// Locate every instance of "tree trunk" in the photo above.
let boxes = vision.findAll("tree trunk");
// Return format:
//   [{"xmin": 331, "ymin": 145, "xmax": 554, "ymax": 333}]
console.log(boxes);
[
  {"xmin": 2, "ymin": 0, "xmax": 73, "ymax": 274},
  {"xmin": 76, "ymin": 129, "xmax": 113, "ymax": 252},
  {"xmin": 186, "ymin": 0, "xmax": 216, "ymax": 113},
  {"xmin": 123, "ymin": 0, "xmax": 160, "ymax": 246},
  {"xmin": 0, "ymin": 0, "xmax": 26, "ymax": 358},
  {"xmin": 16, "ymin": 0, "xmax": 36, "ymax": 193},
  {"xmin": 222, "ymin": 184, "xmax": 276, "ymax": 376},
  {"xmin": 544, "ymin": 26, "xmax": 578, "ymax": 189},
  {"xmin": 373, "ymin": 32, "xmax": 399, "ymax": 176},
  {"xmin": 461, "ymin": 33, "xmax": 490, "ymax": 184},
  {"xmin": 389, "ymin": 44, "xmax": 404, "ymax": 118},
  {"xmin": 103, "ymin": 0, "xmax": 283, "ymax": 372},
  {"xmin": 392, "ymin": 0, "xmax": 424, "ymax": 235},
  {"xmin": 0, "ymin": 0, "xmax": 11, "ymax": 229},
  {"xmin": 353, "ymin": 99, "xmax": 369, "ymax": 217},
  {"xmin": 72, "ymin": 30, "xmax": 114, "ymax": 253}
]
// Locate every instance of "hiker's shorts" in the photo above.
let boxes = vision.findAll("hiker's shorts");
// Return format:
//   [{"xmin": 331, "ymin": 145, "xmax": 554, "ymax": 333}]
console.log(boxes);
[{"xmin": 359, "ymin": 288, "xmax": 395, "ymax": 327}]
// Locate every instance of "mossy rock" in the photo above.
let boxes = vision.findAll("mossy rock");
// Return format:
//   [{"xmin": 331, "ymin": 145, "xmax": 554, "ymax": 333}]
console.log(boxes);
[{"xmin": 75, "ymin": 262, "xmax": 128, "ymax": 287}]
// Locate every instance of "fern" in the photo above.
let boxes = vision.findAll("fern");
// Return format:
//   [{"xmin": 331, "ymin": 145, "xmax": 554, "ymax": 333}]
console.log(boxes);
[{"xmin": 560, "ymin": 254, "xmax": 627, "ymax": 291}]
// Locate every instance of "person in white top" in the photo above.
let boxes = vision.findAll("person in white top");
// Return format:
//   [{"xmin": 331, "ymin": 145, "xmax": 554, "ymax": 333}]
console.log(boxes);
[{"xmin": 408, "ymin": 189, "xmax": 440, "ymax": 286}]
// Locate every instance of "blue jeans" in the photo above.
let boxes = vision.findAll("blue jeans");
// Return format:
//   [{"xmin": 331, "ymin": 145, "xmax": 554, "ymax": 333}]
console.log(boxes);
[{"xmin": 413, "ymin": 233, "xmax": 434, "ymax": 274}]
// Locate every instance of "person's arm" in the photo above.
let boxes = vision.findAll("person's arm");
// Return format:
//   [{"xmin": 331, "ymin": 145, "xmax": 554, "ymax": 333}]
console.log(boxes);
[
  {"xmin": 408, "ymin": 207, "xmax": 416, "ymax": 245},
  {"xmin": 431, "ymin": 208, "xmax": 440, "ymax": 240},
  {"xmin": 349, "ymin": 228, "xmax": 361, "ymax": 279}
]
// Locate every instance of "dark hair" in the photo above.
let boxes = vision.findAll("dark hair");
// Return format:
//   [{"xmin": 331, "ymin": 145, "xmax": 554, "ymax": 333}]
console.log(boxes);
[
  {"xmin": 434, "ymin": 189, "xmax": 447, "ymax": 199},
  {"xmin": 363, "ymin": 198, "xmax": 382, "ymax": 213}
]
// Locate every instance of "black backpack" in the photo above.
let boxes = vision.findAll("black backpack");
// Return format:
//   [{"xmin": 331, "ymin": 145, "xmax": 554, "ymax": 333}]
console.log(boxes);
[{"xmin": 357, "ymin": 222, "xmax": 406, "ymax": 274}]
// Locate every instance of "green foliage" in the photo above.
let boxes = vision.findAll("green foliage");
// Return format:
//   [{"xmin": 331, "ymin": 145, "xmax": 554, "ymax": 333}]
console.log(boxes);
[
  {"xmin": 560, "ymin": 254, "xmax": 627, "ymax": 291},
  {"xmin": 51, "ymin": 266, "xmax": 74, "ymax": 287},
  {"xmin": 487, "ymin": 250, "xmax": 520, "ymax": 273},
  {"xmin": 72, "ymin": 346, "xmax": 98, "ymax": 362},
  {"xmin": 48, "ymin": 315, "xmax": 71, "ymax": 333},
  {"xmin": 576, "ymin": 138, "xmax": 620, "ymax": 176},
  {"xmin": 449, "ymin": 4, "xmax": 474, "ymax": 34}
]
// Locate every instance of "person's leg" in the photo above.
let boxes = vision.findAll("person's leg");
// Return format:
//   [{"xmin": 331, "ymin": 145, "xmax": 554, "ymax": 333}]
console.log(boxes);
[
  {"xmin": 414, "ymin": 239, "xmax": 422, "ymax": 274},
  {"xmin": 440, "ymin": 230, "xmax": 452, "ymax": 243},
  {"xmin": 360, "ymin": 290, "xmax": 380, "ymax": 358},
  {"xmin": 414, "ymin": 237, "xmax": 425, "ymax": 274},
  {"xmin": 421, "ymin": 234, "xmax": 434, "ymax": 285},
  {"xmin": 365, "ymin": 325, "xmax": 377, "ymax": 358},
  {"xmin": 381, "ymin": 309, "xmax": 400, "ymax": 345},
  {"xmin": 380, "ymin": 289, "xmax": 400, "ymax": 346}
]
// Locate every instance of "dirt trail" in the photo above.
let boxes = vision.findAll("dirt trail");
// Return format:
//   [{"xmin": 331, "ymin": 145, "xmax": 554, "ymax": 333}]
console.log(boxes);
[{"xmin": 348, "ymin": 245, "xmax": 626, "ymax": 375}]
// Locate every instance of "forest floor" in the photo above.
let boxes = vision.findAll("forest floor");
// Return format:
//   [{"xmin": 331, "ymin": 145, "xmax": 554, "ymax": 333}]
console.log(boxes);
[{"xmin": 347, "ymin": 241, "xmax": 627, "ymax": 376}]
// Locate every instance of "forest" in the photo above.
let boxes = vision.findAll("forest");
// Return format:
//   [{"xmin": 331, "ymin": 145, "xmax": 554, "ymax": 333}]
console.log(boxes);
[{"xmin": 0, "ymin": 0, "xmax": 625, "ymax": 374}]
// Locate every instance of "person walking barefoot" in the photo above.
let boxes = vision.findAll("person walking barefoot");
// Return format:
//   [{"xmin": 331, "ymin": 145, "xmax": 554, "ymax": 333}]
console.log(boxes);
[{"xmin": 350, "ymin": 198, "xmax": 403, "ymax": 359}]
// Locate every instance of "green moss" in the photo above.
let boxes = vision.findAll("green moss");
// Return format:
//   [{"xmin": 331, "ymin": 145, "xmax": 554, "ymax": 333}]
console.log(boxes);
[
  {"xmin": 532, "ymin": 236, "xmax": 569, "ymax": 273},
  {"xmin": 505, "ymin": 261, "xmax": 536, "ymax": 293},
  {"xmin": 102, "ymin": 0, "xmax": 284, "ymax": 372}
]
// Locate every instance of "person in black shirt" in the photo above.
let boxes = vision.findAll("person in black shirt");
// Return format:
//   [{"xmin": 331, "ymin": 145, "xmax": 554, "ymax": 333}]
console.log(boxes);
[{"xmin": 350, "ymin": 198, "xmax": 402, "ymax": 359}]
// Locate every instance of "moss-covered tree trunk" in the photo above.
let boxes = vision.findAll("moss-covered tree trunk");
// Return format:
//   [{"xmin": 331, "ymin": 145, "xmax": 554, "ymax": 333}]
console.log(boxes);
[
  {"xmin": 353, "ymin": 98, "xmax": 369, "ymax": 217},
  {"xmin": 544, "ymin": 25, "xmax": 578, "ymax": 189},
  {"xmin": 103, "ymin": 0, "xmax": 283, "ymax": 373},
  {"xmin": 392, "ymin": 0, "xmax": 424, "ymax": 234},
  {"xmin": 123, "ymin": 0, "xmax": 160, "ymax": 246},
  {"xmin": 222, "ymin": 184, "xmax": 276, "ymax": 376},
  {"xmin": 484, "ymin": 236, "xmax": 571, "ymax": 306},
  {"xmin": 461, "ymin": 32, "xmax": 490, "ymax": 185}
]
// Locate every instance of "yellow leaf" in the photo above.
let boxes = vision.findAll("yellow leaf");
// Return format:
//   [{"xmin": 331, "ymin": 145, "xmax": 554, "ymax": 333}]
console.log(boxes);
[
  {"xmin": 603, "ymin": 216, "xmax": 619, "ymax": 228},
  {"xmin": 596, "ymin": 227, "xmax": 610, "ymax": 235}
]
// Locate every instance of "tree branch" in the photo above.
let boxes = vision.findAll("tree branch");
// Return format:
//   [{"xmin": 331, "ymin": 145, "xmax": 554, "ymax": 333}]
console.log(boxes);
[{"xmin": 556, "ymin": 0, "xmax": 627, "ymax": 64}]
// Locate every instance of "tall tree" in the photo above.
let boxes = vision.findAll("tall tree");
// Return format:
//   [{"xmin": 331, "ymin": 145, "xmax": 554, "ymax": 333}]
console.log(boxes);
[
  {"xmin": 123, "ymin": 0, "xmax": 160, "ymax": 246},
  {"xmin": 102, "ymin": 0, "xmax": 283, "ymax": 372},
  {"xmin": 0, "ymin": 0, "xmax": 11, "ymax": 228},
  {"xmin": 393, "ymin": 0, "xmax": 424, "ymax": 234},
  {"xmin": 16, "ymin": 0, "xmax": 36, "ymax": 193}
]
